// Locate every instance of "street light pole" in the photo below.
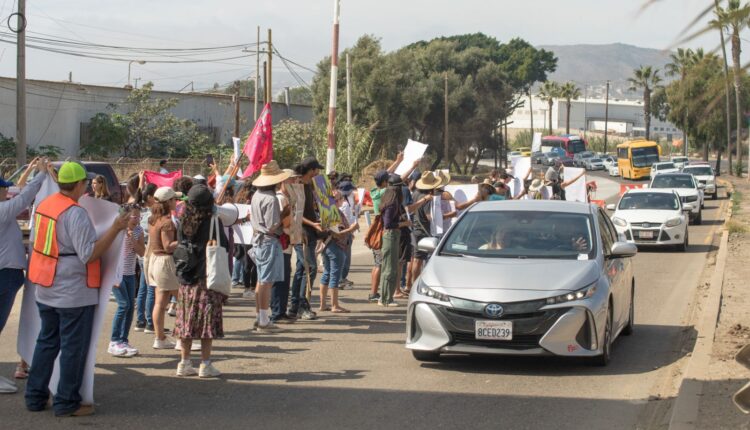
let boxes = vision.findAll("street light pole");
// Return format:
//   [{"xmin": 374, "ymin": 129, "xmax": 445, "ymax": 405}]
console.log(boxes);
[{"xmin": 127, "ymin": 60, "xmax": 146, "ymax": 88}]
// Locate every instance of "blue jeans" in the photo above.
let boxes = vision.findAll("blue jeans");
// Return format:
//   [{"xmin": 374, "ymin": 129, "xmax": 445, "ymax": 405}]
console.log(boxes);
[
  {"xmin": 232, "ymin": 256, "xmax": 244, "ymax": 284},
  {"xmin": 289, "ymin": 229, "xmax": 318, "ymax": 315},
  {"xmin": 271, "ymin": 253, "xmax": 292, "ymax": 321},
  {"xmin": 136, "ymin": 262, "xmax": 154, "ymax": 326},
  {"xmin": 111, "ymin": 274, "xmax": 137, "ymax": 343},
  {"xmin": 0, "ymin": 268, "xmax": 24, "ymax": 334},
  {"xmin": 25, "ymin": 302, "xmax": 95, "ymax": 416},
  {"xmin": 341, "ymin": 236, "xmax": 352, "ymax": 280},
  {"xmin": 320, "ymin": 242, "xmax": 345, "ymax": 289}
]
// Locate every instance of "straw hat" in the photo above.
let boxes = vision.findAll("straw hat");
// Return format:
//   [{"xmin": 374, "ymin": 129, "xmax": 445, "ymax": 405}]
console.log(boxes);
[
  {"xmin": 416, "ymin": 171, "xmax": 442, "ymax": 190},
  {"xmin": 529, "ymin": 178, "xmax": 544, "ymax": 193},
  {"xmin": 252, "ymin": 160, "xmax": 292, "ymax": 187},
  {"xmin": 437, "ymin": 170, "xmax": 451, "ymax": 187}
]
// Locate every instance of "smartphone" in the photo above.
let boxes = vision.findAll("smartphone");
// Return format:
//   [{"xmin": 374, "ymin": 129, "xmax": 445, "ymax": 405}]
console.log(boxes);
[{"xmin": 205, "ymin": 154, "xmax": 214, "ymax": 167}]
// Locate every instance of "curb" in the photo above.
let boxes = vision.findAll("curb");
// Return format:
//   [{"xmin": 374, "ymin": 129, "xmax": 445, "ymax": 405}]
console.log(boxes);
[{"xmin": 668, "ymin": 183, "xmax": 732, "ymax": 430}]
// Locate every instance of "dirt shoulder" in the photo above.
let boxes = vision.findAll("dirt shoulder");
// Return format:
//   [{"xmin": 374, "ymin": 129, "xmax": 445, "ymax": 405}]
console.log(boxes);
[{"xmin": 696, "ymin": 177, "xmax": 750, "ymax": 429}]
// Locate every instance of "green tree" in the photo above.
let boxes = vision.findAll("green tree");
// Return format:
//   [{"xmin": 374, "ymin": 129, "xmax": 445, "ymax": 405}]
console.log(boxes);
[
  {"xmin": 224, "ymin": 79, "xmax": 256, "ymax": 98},
  {"xmin": 559, "ymin": 82, "xmax": 581, "ymax": 135},
  {"xmin": 538, "ymin": 81, "xmax": 560, "ymax": 136},
  {"xmin": 628, "ymin": 66, "xmax": 662, "ymax": 141},
  {"xmin": 81, "ymin": 113, "xmax": 127, "ymax": 158}
]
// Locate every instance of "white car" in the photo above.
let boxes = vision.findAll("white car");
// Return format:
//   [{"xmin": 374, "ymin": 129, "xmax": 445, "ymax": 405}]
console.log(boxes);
[
  {"xmin": 608, "ymin": 189, "xmax": 691, "ymax": 251},
  {"xmin": 585, "ymin": 157, "xmax": 606, "ymax": 171},
  {"xmin": 682, "ymin": 164, "xmax": 717, "ymax": 201},
  {"xmin": 651, "ymin": 162, "xmax": 680, "ymax": 175},
  {"xmin": 649, "ymin": 173, "xmax": 704, "ymax": 224},
  {"xmin": 602, "ymin": 156, "xmax": 617, "ymax": 168},
  {"xmin": 608, "ymin": 164, "xmax": 619, "ymax": 177},
  {"xmin": 670, "ymin": 156, "xmax": 690, "ymax": 170}
]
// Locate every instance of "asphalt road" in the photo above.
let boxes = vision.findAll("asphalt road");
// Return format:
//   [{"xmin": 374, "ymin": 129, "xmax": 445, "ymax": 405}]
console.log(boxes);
[{"xmin": 0, "ymin": 171, "xmax": 728, "ymax": 430}]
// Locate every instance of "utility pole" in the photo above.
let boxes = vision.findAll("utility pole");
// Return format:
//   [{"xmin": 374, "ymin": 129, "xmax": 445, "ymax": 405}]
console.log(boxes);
[
  {"xmin": 267, "ymin": 29, "xmax": 272, "ymax": 104},
  {"xmin": 262, "ymin": 61, "xmax": 268, "ymax": 104},
  {"xmin": 326, "ymin": 0, "xmax": 341, "ymax": 174},
  {"xmin": 346, "ymin": 53, "xmax": 352, "ymax": 167},
  {"xmin": 444, "ymin": 72, "xmax": 449, "ymax": 168},
  {"xmin": 604, "ymin": 80, "xmax": 610, "ymax": 154},
  {"xmin": 284, "ymin": 86, "xmax": 291, "ymax": 116},
  {"xmin": 16, "ymin": 0, "xmax": 26, "ymax": 166},
  {"xmin": 255, "ymin": 25, "xmax": 260, "ymax": 120},
  {"xmin": 583, "ymin": 85, "xmax": 588, "ymax": 140},
  {"xmin": 234, "ymin": 93, "xmax": 240, "ymax": 138}
]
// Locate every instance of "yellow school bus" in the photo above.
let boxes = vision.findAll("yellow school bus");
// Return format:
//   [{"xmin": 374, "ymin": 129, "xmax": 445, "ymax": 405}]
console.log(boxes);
[{"xmin": 617, "ymin": 139, "xmax": 661, "ymax": 180}]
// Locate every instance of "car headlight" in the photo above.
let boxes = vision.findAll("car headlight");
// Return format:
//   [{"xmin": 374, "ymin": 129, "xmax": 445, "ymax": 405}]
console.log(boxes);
[
  {"xmin": 612, "ymin": 217, "xmax": 627, "ymax": 227},
  {"xmin": 417, "ymin": 283, "xmax": 450, "ymax": 302},
  {"xmin": 546, "ymin": 284, "xmax": 597, "ymax": 305},
  {"xmin": 685, "ymin": 196, "xmax": 698, "ymax": 202},
  {"xmin": 665, "ymin": 217, "xmax": 682, "ymax": 227}
]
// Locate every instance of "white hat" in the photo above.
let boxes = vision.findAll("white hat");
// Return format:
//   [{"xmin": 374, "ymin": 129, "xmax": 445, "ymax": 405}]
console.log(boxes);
[
  {"xmin": 193, "ymin": 174, "xmax": 206, "ymax": 180},
  {"xmin": 154, "ymin": 187, "xmax": 179, "ymax": 202}
]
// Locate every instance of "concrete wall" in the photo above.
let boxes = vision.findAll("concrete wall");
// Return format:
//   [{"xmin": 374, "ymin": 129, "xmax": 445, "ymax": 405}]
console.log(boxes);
[{"xmin": 0, "ymin": 77, "xmax": 313, "ymax": 157}]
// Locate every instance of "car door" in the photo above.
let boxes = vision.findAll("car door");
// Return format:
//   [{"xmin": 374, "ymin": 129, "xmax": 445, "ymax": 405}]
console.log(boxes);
[{"xmin": 596, "ymin": 209, "xmax": 626, "ymax": 329}]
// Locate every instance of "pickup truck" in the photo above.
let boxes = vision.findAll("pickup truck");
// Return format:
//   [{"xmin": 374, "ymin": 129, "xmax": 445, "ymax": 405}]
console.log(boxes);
[{"xmin": 5, "ymin": 161, "xmax": 126, "ymax": 234}]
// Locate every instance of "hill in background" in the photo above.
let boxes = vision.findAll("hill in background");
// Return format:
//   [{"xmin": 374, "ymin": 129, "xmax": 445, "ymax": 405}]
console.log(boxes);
[{"xmin": 538, "ymin": 43, "xmax": 673, "ymax": 99}]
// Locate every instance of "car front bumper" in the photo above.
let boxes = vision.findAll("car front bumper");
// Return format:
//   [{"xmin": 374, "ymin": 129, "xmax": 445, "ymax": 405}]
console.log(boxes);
[{"xmin": 615, "ymin": 223, "xmax": 686, "ymax": 246}]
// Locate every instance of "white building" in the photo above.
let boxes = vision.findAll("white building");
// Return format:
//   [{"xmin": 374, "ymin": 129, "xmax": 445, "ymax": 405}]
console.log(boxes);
[
  {"xmin": 0, "ymin": 77, "xmax": 313, "ymax": 157},
  {"xmin": 509, "ymin": 94, "xmax": 682, "ymax": 139}
]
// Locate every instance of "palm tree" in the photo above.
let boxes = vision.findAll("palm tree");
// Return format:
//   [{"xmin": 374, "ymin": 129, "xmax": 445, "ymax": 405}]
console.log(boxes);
[
  {"xmin": 559, "ymin": 82, "xmax": 581, "ymax": 134},
  {"xmin": 713, "ymin": 0, "xmax": 733, "ymax": 175},
  {"xmin": 666, "ymin": 48, "xmax": 697, "ymax": 158},
  {"xmin": 538, "ymin": 81, "xmax": 560, "ymax": 136},
  {"xmin": 715, "ymin": 0, "xmax": 750, "ymax": 176},
  {"xmin": 628, "ymin": 66, "xmax": 662, "ymax": 141}
]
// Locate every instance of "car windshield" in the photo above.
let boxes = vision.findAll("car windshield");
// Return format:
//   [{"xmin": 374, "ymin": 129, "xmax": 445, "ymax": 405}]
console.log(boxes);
[
  {"xmin": 632, "ymin": 146, "xmax": 660, "ymax": 167},
  {"xmin": 618, "ymin": 192, "xmax": 679, "ymax": 210},
  {"xmin": 440, "ymin": 210, "xmax": 595, "ymax": 260},
  {"xmin": 654, "ymin": 162, "xmax": 675, "ymax": 170},
  {"xmin": 569, "ymin": 140, "xmax": 586, "ymax": 153},
  {"xmin": 672, "ymin": 157, "xmax": 688, "ymax": 163},
  {"xmin": 590, "ymin": 158, "xmax": 602, "ymax": 163},
  {"xmin": 684, "ymin": 167, "xmax": 713, "ymax": 176},
  {"xmin": 651, "ymin": 175, "xmax": 695, "ymax": 189}
]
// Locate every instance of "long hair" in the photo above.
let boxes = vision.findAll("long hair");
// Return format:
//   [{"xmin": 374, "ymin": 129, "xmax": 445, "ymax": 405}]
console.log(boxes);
[
  {"xmin": 148, "ymin": 200, "xmax": 172, "ymax": 225},
  {"xmin": 126, "ymin": 173, "xmax": 141, "ymax": 203},
  {"xmin": 235, "ymin": 182, "xmax": 255, "ymax": 204},
  {"xmin": 93, "ymin": 175, "xmax": 110, "ymax": 199},
  {"xmin": 380, "ymin": 185, "xmax": 403, "ymax": 210},
  {"xmin": 217, "ymin": 185, "xmax": 235, "ymax": 205},
  {"xmin": 180, "ymin": 202, "xmax": 213, "ymax": 237}
]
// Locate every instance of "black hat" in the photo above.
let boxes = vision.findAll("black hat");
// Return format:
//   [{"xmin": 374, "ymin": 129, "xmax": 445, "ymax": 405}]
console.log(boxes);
[
  {"xmin": 388, "ymin": 173, "xmax": 404, "ymax": 187},
  {"xmin": 301, "ymin": 157, "xmax": 324, "ymax": 171},
  {"xmin": 337, "ymin": 180, "xmax": 355, "ymax": 192},
  {"xmin": 374, "ymin": 169, "xmax": 389, "ymax": 186},
  {"xmin": 187, "ymin": 184, "xmax": 214, "ymax": 208}
]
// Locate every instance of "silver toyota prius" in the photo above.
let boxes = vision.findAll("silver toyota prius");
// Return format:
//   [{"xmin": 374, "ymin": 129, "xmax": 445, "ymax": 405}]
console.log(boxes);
[{"xmin": 406, "ymin": 200, "xmax": 637, "ymax": 366}]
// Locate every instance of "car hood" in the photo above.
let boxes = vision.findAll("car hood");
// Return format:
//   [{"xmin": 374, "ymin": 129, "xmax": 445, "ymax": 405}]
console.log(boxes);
[
  {"xmin": 650, "ymin": 186, "xmax": 698, "ymax": 197},
  {"xmin": 421, "ymin": 256, "xmax": 600, "ymax": 302},
  {"xmin": 614, "ymin": 209, "xmax": 679, "ymax": 223},
  {"xmin": 691, "ymin": 175, "xmax": 714, "ymax": 181}
]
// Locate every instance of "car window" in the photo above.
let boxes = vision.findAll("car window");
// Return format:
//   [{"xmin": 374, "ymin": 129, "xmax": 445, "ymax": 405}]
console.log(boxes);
[
  {"xmin": 684, "ymin": 167, "xmax": 713, "ymax": 176},
  {"xmin": 651, "ymin": 175, "xmax": 695, "ymax": 189},
  {"xmin": 601, "ymin": 210, "xmax": 621, "ymax": 243},
  {"xmin": 596, "ymin": 209, "xmax": 615, "ymax": 255},
  {"xmin": 618, "ymin": 192, "xmax": 679, "ymax": 210}
]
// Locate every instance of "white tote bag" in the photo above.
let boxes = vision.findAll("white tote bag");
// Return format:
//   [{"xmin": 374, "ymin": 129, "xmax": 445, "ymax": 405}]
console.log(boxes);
[{"xmin": 206, "ymin": 215, "xmax": 232, "ymax": 296}]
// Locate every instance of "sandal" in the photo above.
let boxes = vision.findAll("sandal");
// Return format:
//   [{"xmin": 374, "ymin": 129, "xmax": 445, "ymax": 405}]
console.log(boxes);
[
  {"xmin": 318, "ymin": 306, "xmax": 331, "ymax": 312},
  {"xmin": 14, "ymin": 364, "xmax": 28, "ymax": 379},
  {"xmin": 331, "ymin": 307, "xmax": 350, "ymax": 313}
]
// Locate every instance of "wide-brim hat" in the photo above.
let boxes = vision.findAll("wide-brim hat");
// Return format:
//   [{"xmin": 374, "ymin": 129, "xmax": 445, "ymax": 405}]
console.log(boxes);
[
  {"xmin": 436, "ymin": 170, "xmax": 451, "ymax": 187},
  {"xmin": 252, "ymin": 160, "xmax": 292, "ymax": 187},
  {"xmin": 416, "ymin": 171, "xmax": 442, "ymax": 190},
  {"xmin": 529, "ymin": 179, "xmax": 544, "ymax": 193}
]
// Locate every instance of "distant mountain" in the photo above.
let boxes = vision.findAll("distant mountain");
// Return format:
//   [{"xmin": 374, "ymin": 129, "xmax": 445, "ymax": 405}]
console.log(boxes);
[{"xmin": 537, "ymin": 43, "xmax": 673, "ymax": 99}]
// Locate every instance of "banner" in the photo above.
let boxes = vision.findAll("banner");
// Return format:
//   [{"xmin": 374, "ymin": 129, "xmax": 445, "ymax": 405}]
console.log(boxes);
[
  {"xmin": 18, "ymin": 183, "xmax": 124, "ymax": 405},
  {"xmin": 143, "ymin": 170, "xmax": 182, "ymax": 188},
  {"xmin": 564, "ymin": 167, "xmax": 587, "ymax": 202},
  {"xmin": 395, "ymin": 139, "xmax": 428, "ymax": 175},
  {"xmin": 312, "ymin": 175, "xmax": 341, "ymax": 229},
  {"xmin": 231, "ymin": 204, "xmax": 254, "ymax": 245}
]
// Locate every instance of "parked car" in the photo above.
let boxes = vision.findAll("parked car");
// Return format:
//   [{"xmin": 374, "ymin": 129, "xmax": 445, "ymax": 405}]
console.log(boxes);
[
  {"xmin": 542, "ymin": 152, "xmax": 561, "ymax": 166},
  {"xmin": 573, "ymin": 151, "xmax": 595, "ymax": 168},
  {"xmin": 607, "ymin": 189, "xmax": 690, "ymax": 251},
  {"xmin": 559, "ymin": 156, "xmax": 575, "ymax": 167},
  {"xmin": 670, "ymin": 156, "xmax": 690, "ymax": 170},
  {"xmin": 682, "ymin": 164, "xmax": 717, "ymax": 201},
  {"xmin": 648, "ymin": 173, "xmax": 704, "ymax": 224},
  {"xmin": 584, "ymin": 158, "xmax": 606, "ymax": 171},
  {"xmin": 651, "ymin": 162, "xmax": 679, "ymax": 175},
  {"xmin": 406, "ymin": 200, "xmax": 637, "ymax": 366},
  {"xmin": 531, "ymin": 151, "xmax": 545, "ymax": 164}
]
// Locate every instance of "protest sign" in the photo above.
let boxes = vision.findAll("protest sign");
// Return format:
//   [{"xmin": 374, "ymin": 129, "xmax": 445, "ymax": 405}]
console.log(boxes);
[
  {"xmin": 312, "ymin": 174, "xmax": 341, "ymax": 229},
  {"xmin": 143, "ymin": 170, "xmax": 182, "ymax": 187},
  {"xmin": 512, "ymin": 156, "xmax": 531, "ymax": 179},
  {"xmin": 444, "ymin": 184, "xmax": 478, "ymax": 205},
  {"xmin": 430, "ymin": 195, "xmax": 444, "ymax": 236},
  {"xmin": 395, "ymin": 139, "xmax": 427, "ymax": 175},
  {"xmin": 531, "ymin": 132, "xmax": 542, "ymax": 153},
  {"xmin": 287, "ymin": 183, "xmax": 305, "ymax": 245},
  {"xmin": 564, "ymin": 167, "xmax": 587, "ymax": 202},
  {"xmin": 232, "ymin": 136, "xmax": 241, "ymax": 162},
  {"xmin": 231, "ymin": 204, "xmax": 254, "ymax": 245}
]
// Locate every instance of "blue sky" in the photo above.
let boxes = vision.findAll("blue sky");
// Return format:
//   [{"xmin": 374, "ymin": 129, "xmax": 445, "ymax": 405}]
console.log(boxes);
[{"xmin": 0, "ymin": 0, "xmax": 724, "ymax": 92}]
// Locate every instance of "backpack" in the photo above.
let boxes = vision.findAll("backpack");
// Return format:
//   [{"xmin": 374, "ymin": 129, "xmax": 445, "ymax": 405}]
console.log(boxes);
[
  {"xmin": 364, "ymin": 214, "xmax": 384, "ymax": 250},
  {"xmin": 173, "ymin": 226, "xmax": 201, "ymax": 283}
]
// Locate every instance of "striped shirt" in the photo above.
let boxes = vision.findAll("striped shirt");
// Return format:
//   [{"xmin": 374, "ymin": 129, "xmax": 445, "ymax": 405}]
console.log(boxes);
[{"xmin": 122, "ymin": 225, "xmax": 144, "ymax": 276}]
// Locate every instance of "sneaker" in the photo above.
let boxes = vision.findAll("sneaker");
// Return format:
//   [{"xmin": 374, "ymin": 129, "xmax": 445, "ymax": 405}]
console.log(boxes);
[
  {"xmin": 134, "ymin": 322, "xmax": 146, "ymax": 332},
  {"xmin": 300, "ymin": 310, "xmax": 317, "ymax": 320},
  {"xmin": 242, "ymin": 289, "xmax": 256, "ymax": 299},
  {"xmin": 122, "ymin": 343, "xmax": 139, "ymax": 357},
  {"xmin": 0, "ymin": 376, "xmax": 18, "ymax": 394},
  {"xmin": 271, "ymin": 315, "xmax": 296, "ymax": 324},
  {"xmin": 368, "ymin": 293, "xmax": 381, "ymax": 302},
  {"xmin": 107, "ymin": 341, "xmax": 128, "ymax": 357},
  {"xmin": 153, "ymin": 338, "xmax": 176, "ymax": 349},
  {"xmin": 256, "ymin": 322, "xmax": 283, "ymax": 333},
  {"xmin": 176, "ymin": 361, "xmax": 197, "ymax": 377},
  {"xmin": 386, "ymin": 301, "xmax": 400, "ymax": 307},
  {"xmin": 377, "ymin": 300, "xmax": 385, "ymax": 307},
  {"xmin": 199, "ymin": 362, "xmax": 221, "ymax": 378},
  {"xmin": 144, "ymin": 325, "xmax": 155, "ymax": 334},
  {"xmin": 174, "ymin": 341, "xmax": 202, "ymax": 351},
  {"xmin": 167, "ymin": 306, "xmax": 177, "ymax": 317},
  {"xmin": 231, "ymin": 281, "xmax": 242, "ymax": 288}
]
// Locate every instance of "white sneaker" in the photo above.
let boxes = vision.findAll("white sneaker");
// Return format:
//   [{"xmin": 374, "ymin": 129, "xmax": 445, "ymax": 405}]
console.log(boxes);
[
  {"xmin": 199, "ymin": 362, "xmax": 221, "ymax": 378},
  {"xmin": 174, "ymin": 341, "xmax": 202, "ymax": 351},
  {"xmin": 108, "ymin": 341, "xmax": 128, "ymax": 357},
  {"xmin": 0, "ymin": 376, "xmax": 18, "ymax": 394},
  {"xmin": 176, "ymin": 361, "xmax": 197, "ymax": 377},
  {"xmin": 153, "ymin": 337, "xmax": 176, "ymax": 349},
  {"xmin": 242, "ymin": 289, "xmax": 256, "ymax": 299},
  {"xmin": 256, "ymin": 322, "xmax": 283, "ymax": 333},
  {"xmin": 122, "ymin": 343, "xmax": 139, "ymax": 357},
  {"xmin": 167, "ymin": 308, "xmax": 177, "ymax": 317}
]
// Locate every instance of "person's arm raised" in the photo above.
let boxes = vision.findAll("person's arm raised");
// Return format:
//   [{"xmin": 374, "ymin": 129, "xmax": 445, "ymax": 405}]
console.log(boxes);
[
  {"xmin": 387, "ymin": 152, "xmax": 404, "ymax": 174},
  {"xmin": 561, "ymin": 170, "xmax": 586, "ymax": 189}
]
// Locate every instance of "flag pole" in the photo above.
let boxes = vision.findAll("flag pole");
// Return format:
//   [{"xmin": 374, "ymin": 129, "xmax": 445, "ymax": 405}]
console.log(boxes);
[{"xmin": 325, "ymin": 0, "xmax": 340, "ymax": 174}]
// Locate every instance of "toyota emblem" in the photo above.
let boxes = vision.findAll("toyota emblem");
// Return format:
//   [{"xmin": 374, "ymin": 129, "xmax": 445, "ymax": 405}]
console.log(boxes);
[{"xmin": 484, "ymin": 303, "xmax": 504, "ymax": 318}]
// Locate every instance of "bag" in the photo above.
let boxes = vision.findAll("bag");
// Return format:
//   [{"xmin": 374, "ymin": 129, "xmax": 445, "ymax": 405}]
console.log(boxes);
[
  {"xmin": 206, "ymin": 215, "xmax": 232, "ymax": 296},
  {"xmin": 174, "ymin": 229, "xmax": 200, "ymax": 283},
  {"xmin": 364, "ymin": 214, "xmax": 384, "ymax": 250}
]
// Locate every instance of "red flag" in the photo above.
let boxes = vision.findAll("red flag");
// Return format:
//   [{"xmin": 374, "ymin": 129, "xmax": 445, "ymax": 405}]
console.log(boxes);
[
  {"xmin": 143, "ymin": 170, "xmax": 182, "ymax": 187},
  {"xmin": 241, "ymin": 103, "xmax": 273, "ymax": 178}
]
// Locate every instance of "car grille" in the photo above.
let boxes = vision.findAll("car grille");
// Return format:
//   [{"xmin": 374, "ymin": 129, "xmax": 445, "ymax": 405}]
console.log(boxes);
[
  {"xmin": 680, "ymin": 196, "xmax": 698, "ymax": 203},
  {"xmin": 629, "ymin": 229, "xmax": 670, "ymax": 242},
  {"xmin": 448, "ymin": 332, "xmax": 543, "ymax": 350},
  {"xmin": 630, "ymin": 222, "xmax": 662, "ymax": 228}
]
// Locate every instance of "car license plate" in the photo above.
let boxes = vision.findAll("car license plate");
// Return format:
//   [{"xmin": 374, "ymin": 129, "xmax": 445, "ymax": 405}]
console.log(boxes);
[
  {"xmin": 475, "ymin": 321, "xmax": 513, "ymax": 340},
  {"xmin": 638, "ymin": 230, "xmax": 654, "ymax": 239}
]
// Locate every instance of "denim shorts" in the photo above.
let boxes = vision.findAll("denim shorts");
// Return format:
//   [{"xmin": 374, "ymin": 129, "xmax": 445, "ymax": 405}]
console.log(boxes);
[{"xmin": 255, "ymin": 239, "xmax": 284, "ymax": 284}]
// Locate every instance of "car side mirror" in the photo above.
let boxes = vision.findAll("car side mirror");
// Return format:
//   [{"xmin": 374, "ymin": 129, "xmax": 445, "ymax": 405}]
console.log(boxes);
[
  {"xmin": 683, "ymin": 204, "xmax": 694, "ymax": 212},
  {"xmin": 697, "ymin": 183, "xmax": 706, "ymax": 190},
  {"xmin": 417, "ymin": 237, "xmax": 439, "ymax": 254},
  {"xmin": 609, "ymin": 241, "xmax": 637, "ymax": 258},
  {"xmin": 606, "ymin": 204, "xmax": 616, "ymax": 211}
]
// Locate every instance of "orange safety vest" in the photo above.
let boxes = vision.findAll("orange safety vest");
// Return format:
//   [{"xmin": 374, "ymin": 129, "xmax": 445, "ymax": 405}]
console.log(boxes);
[{"xmin": 27, "ymin": 193, "xmax": 101, "ymax": 289}]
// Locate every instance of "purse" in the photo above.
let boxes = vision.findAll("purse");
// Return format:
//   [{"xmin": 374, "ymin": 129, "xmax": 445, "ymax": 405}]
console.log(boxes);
[
  {"xmin": 206, "ymin": 215, "xmax": 232, "ymax": 296},
  {"xmin": 364, "ymin": 214, "xmax": 384, "ymax": 250}
]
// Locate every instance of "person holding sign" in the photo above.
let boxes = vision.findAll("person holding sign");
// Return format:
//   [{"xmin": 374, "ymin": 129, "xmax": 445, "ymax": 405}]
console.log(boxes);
[{"xmin": 25, "ymin": 162, "xmax": 129, "ymax": 417}]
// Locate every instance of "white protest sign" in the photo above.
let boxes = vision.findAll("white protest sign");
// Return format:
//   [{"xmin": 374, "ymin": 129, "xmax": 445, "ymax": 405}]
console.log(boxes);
[
  {"xmin": 512, "ymin": 156, "xmax": 531, "ymax": 179},
  {"xmin": 531, "ymin": 132, "xmax": 542, "ymax": 153},
  {"xmin": 232, "ymin": 137, "xmax": 241, "ymax": 162},
  {"xmin": 444, "ymin": 184, "xmax": 478, "ymax": 206},
  {"xmin": 18, "ymin": 191, "xmax": 124, "ymax": 405},
  {"xmin": 430, "ymin": 195, "xmax": 444, "ymax": 236},
  {"xmin": 395, "ymin": 139, "xmax": 428, "ymax": 175},
  {"xmin": 564, "ymin": 167, "xmax": 587, "ymax": 202},
  {"xmin": 231, "ymin": 204, "xmax": 254, "ymax": 245}
]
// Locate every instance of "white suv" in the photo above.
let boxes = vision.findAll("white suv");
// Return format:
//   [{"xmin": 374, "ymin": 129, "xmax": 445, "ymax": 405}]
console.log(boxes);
[
  {"xmin": 608, "ymin": 189, "xmax": 691, "ymax": 251},
  {"xmin": 682, "ymin": 164, "xmax": 717, "ymax": 201},
  {"xmin": 651, "ymin": 161, "xmax": 679, "ymax": 175},
  {"xmin": 649, "ymin": 173, "xmax": 704, "ymax": 224},
  {"xmin": 670, "ymin": 156, "xmax": 690, "ymax": 170}
]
